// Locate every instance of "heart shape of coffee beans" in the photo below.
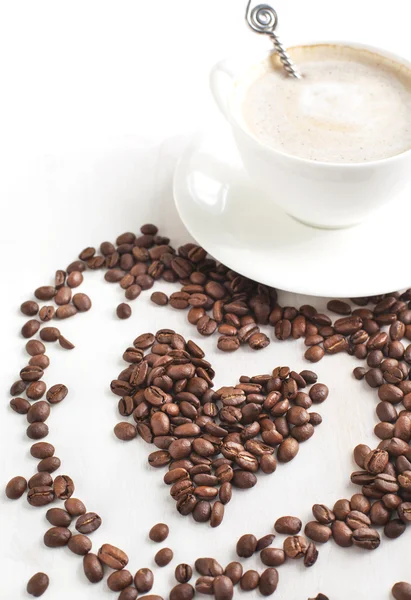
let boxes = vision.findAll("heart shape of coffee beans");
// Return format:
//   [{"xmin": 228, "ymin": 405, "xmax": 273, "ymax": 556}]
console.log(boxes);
[
  {"xmin": 110, "ymin": 329, "xmax": 328, "ymax": 525},
  {"xmin": 8, "ymin": 222, "xmax": 411, "ymax": 599}
]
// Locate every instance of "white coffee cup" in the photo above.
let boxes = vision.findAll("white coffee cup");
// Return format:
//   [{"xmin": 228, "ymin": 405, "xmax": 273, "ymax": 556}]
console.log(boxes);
[{"xmin": 210, "ymin": 42, "xmax": 411, "ymax": 229}]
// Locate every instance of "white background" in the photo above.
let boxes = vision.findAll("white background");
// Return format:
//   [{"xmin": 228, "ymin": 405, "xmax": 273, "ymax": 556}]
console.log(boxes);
[{"xmin": 0, "ymin": 1, "xmax": 410, "ymax": 599}]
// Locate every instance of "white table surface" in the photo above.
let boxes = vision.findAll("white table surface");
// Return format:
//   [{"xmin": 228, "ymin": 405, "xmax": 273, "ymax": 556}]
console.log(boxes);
[{"xmin": 1, "ymin": 1, "xmax": 411, "ymax": 599}]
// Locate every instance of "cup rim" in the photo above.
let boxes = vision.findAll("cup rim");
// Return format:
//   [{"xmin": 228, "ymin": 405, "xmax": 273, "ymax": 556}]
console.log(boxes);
[{"xmin": 225, "ymin": 40, "xmax": 411, "ymax": 169}]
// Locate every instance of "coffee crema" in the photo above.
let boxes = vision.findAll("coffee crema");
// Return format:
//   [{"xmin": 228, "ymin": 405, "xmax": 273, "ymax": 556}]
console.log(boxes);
[{"xmin": 240, "ymin": 44, "xmax": 411, "ymax": 163}]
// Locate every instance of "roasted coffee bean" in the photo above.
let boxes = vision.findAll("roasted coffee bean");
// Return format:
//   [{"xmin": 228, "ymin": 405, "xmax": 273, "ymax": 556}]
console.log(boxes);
[
  {"xmin": 240, "ymin": 570, "xmax": 260, "ymax": 591},
  {"xmin": 312, "ymin": 504, "xmax": 335, "ymax": 524},
  {"xmin": 213, "ymin": 575, "xmax": 234, "ymax": 600},
  {"xmin": 35, "ymin": 286, "xmax": 56, "ymax": 301},
  {"xmin": 195, "ymin": 558, "xmax": 223, "ymax": 577},
  {"xmin": 26, "ymin": 381, "xmax": 47, "ymax": 400},
  {"xmin": 98, "ymin": 543, "xmax": 129, "ymax": 569},
  {"xmin": 21, "ymin": 301, "xmax": 39, "ymax": 317},
  {"xmin": 28, "ymin": 473, "xmax": 52, "ymax": 488},
  {"xmin": 22, "ymin": 319, "xmax": 41, "ymax": 338},
  {"xmin": 83, "ymin": 553, "xmax": 104, "ymax": 583},
  {"xmin": 117, "ymin": 302, "xmax": 132, "ymax": 319},
  {"xmin": 134, "ymin": 568, "xmax": 154, "ymax": 593},
  {"xmin": 275, "ymin": 516, "xmax": 302, "ymax": 535},
  {"xmin": 256, "ymin": 534, "xmax": 276, "ymax": 552},
  {"xmin": 59, "ymin": 335, "xmax": 75, "ymax": 350},
  {"xmin": 27, "ymin": 485, "xmax": 54, "ymax": 506},
  {"xmin": 331, "ymin": 520, "xmax": 353, "ymax": 547},
  {"xmin": 53, "ymin": 475, "xmax": 74, "ymax": 500},
  {"xmin": 118, "ymin": 587, "xmax": 139, "ymax": 600},
  {"xmin": 67, "ymin": 533, "xmax": 92, "ymax": 555},
  {"xmin": 154, "ymin": 547, "xmax": 173, "ymax": 567},
  {"xmin": 10, "ymin": 397, "xmax": 31, "ymax": 414},
  {"xmin": 260, "ymin": 547, "xmax": 286, "ymax": 566},
  {"xmin": 38, "ymin": 456, "xmax": 61, "ymax": 473},
  {"xmin": 175, "ymin": 564, "xmax": 193, "ymax": 584},
  {"xmin": 76, "ymin": 512, "xmax": 102, "ymax": 534},
  {"xmin": 327, "ymin": 300, "xmax": 351, "ymax": 315},
  {"xmin": 346, "ymin": 510, "xmax": 371, "ymax": 530},
  {"xmin": 304, "ymin": 521, "xmax": 332, "ymax": 543},
  {"xmin": 277, "ymin": 438, "xmax": 299, "ymax": 462},
  {"xmin": 151, "ymin": 292, "xmax": 168, "ymax": 306},
  {"xmin": 40, "ymin": 327, "xmax": 60, "ymax": 342},
  {"xmin": 283, "ymin": 535, "xmax": 308, "ymax": 559},
  {"xmin": 26, "ymin": 340, "xmax": 46, "ymax": 356},
  {"xmin": 108, "ymin": 570, "xmax": 133, "ymax": 592},
  {"xmin": 44, "ymin": 526, "xmax": 72, "ymax": 547},
  {"xmin": 304, "ymin": 346, "xmax": 324, "ymax": 362},
  {"xmin": 236, "ymin": 534, "xmax": 257, "ymax": 558},
  {"xmin": 20, "ymin": 365, "xmax": 44, "ymax": 382},
  {"xmin": 364, "ymin": 449, "xmax": 389, "ymax": 474},
  {"xmin": 384, "ymin": 519, "xmax": 406, "ymax": 539},
  {"xmin": 46, "ymin": 508, "xmax": 72, "ymax": 527},
  {"xmin": 29, "ymin": 354, "xmax": 50, "ymax": 369},
  {"xmin": 27, "ymin": 572, "xmax": 49, "ymax": 597},
  {"xmin": 351, "ymin": 527, "xmax": 380, "ymax": 550},
  {"xmin": 26, "ymin": 422, "xmax": 49, "ymax": 440},
  {"xmin": 196, "ymin": 576, "xmax": 215, "ymax": 594},
  {"xmin": 149, "ymin": 523, "xmax": 169, "ymax": 543},
  {"xmin": 46, "ymin": 383, "xmax": 68, "ymax": 404},
  {"xmin": 224, "ymin": 562, "xmax": 243, "ymax": 585},
  {"xmin": 210, "ymin": 501, "xmax": 225, "ymax": 527},
  {"xmin": 10, "ymin": 380, "xmax": 26, "ymax": 395},
  {"xmin": 114, "ymin": 422, "xmax": 137, "ymax": 441},
  {"xmin": 392, "ymin": 582, "xmax": 411, "ymax": 600},
  {"xmin": 6, "ymin": 476, "xmax": 27, "ymax": 499},
  {"xmin": 27, "ymin": 402, "xmax": 50, "ymax": 423},
  {"xmin": 65, "ymin": 497, "xmax": 86, "ymax": 516},
  {"xmin": 304, "ymin": 542, "xmax": 319, "ymax": 567}
]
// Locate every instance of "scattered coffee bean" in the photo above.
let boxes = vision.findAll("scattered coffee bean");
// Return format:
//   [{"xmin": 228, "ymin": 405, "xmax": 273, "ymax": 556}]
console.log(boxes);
[
  {"xmin": 154, "ymin": 547, "xmax": 173, "ymax": 567},
  {"xmin": 83, "ymin": 553, "xmax": 104, "ymax": 583},
  {"xmin": 134, "ymin": 568, "xmax": 154, "ymax": 593},
  {"xmin": 6, "ymin": 476, "xmax": 27, "ymax": 499},
  {"xmin": 76, "ymin": 512, "xmax": 102, "ymax": 534},
  {"xmin": 149, "ymin": 523, "xmax": 169, "ymax": 543},
  {"xmin": 44, "ymin": 526, "xmax": 71, "ymax": 547},
  {"xmin": 240, "ymin": 570, "xmax": 260, "ymax": 591},
  {"xmin": 117, "ymin": 303, "xmax": 132, "ymax": 319},
  {"xmin": 27, "ymin": 573, "xmax": 49, "ymax": 597}
]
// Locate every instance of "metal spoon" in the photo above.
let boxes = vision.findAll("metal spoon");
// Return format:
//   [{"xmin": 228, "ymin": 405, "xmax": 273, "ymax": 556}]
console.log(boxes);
[{"xmin": 246, "ymin": 1, "xmax": 301, "ymax": 79}]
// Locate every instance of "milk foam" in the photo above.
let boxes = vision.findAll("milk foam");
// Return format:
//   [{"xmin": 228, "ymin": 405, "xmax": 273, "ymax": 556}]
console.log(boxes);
[{"xmin": 241, "ymin": 45, "xmax": 411, "ymax": 163}]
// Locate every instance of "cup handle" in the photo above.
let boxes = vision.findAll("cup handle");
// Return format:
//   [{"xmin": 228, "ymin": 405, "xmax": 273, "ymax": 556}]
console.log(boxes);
[{"xmin": 209, "ymin": 58, "xmax": 242, "ymax": 122}]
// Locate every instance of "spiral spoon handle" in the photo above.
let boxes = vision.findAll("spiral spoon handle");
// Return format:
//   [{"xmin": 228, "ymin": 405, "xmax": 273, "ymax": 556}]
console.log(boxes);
[{"xmin": 246, "ymin": 1, "xmax": 301, "ymax": 79}]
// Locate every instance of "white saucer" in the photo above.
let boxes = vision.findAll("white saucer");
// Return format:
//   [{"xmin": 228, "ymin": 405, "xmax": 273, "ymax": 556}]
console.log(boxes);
[{"xmin": 173, "ymin": 127, "xmax": 411, "ymax": 298}]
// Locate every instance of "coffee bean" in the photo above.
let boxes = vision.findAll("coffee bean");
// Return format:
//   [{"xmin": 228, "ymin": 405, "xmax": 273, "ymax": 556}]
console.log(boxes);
[
  {"xmin": 392, "ymin": 582, "xmax": 411, "ymax": 600},
  {"xmin": 149, "ymin": 523, "xmax": 169, "ymax": 543},
  {"xmin": 384, "ymin": 519, "xmax": 406, "ymax": 539},
  {"xmin": 26, "ymin": 381, "xmax": 47, "ymax": 400},
  {"xmin": 240, "ymin": 570, "xmax": 260, "ymax": 591},
  {"xmin": 64, "ymin": 497, "xmax": 86, "ymax": 516},
  {"xmin": 175, "ymin": 564, "xmax": 193, "ymax": 584},
  {"xmin": 210, "ymin": 501, "xmax": 224, "ymax": 527},
  {"xmin": 67, "ymin": 270, "xmax": 83, "ymax": 287},
  {"xmin": 76, "ymin": 512, "xmax": 102, "ymax": 534},
  {"xmin": 195, "ymin": 576, "xmax": 215, "ymax": 594},
  {"xmin": 67, "ymin": 533, "xmax": 92, "ymax": 556},
  {"xmin": 26, "ymin": 340, "xmax": 46, "ymax": 356},
  {"xmin": 21, "ymin": 301, "xmax": 39, "ymax": 316},
  {"xmin": 151, "ymin": 292, "xmax": 168, "ymax": 306},
  {"xmin": 236, "ymin": 534, "xmax": 257, "ymax": 558},
  {"xmin": 260, "ymin": 548, "xmax": 286, "ymax": 566},
  {"xmin": 28, "ymin": 473, "xmax": 52, "ymax": 488},
  {"xmin": 327, "ymin": 300, "xmax": 351, "ymax": 315},
  {"xmin": 29, "ymin": 354, "xmax": 50, "ymax": 369},
  {"xmin": 224, "ymin": 562, "xmax": 242, "ymax": 585},
  {"xmin": 155, "ymin": 547, "xmax": 173, "ymax": 567},
  {"xmin": 312, "ymin": 504, "xmax": 335, "ymax": 524},
  {"xmin": 119, "ymin": 588, "xmax": 139, "ymax": 600},
  {"xmin": 134, "ymin": 568, "xmax": 154, "ymax": 593},
  {"xmin": 277, "ymin": 438, "xmax": 299, "ymax": 462},
  {"xmin": 53, "ymin": 475, "xmax": 74, "ymax": 500},
  {"xmin": 44, "ymin": 526, "xmax": 71, "ymax": 547},
  {"xmin": 304, "ymin": 346, "xmax": 324, "ymax": 362},
  {"xmin": 304, "ymin": 521, "xmax": 332, "ymax": 543},
  {"xmin": 35, "ymin": 286, "xmax": 56, "ymax": 301},
  {"xmin": 217, "ymin": 336, "xmax": 240, "ymax": 352},
  {"xmin": 259, "ymin": 568, "xmax": 279, "ymax": 596},
  {"xmin": 108, "ymin": 570, "xmax": 133, "ymax": 592},
  {"xmin": 213, "ymin": 575, "xmax": 233, "ymax": 600},
  {"xmin": 40, "ymin": 327, "xmax": 60, "ymax": 342},
  {"xmin": 256, "ymin": 534, "xmax": 276, "ymax": 552},
  {"xmin": 304, "ymin": 542, "xmax": 318, "ymax": 567},
  {"xmin": 10, "ymin": 397, "xmax": 31, "ymax": 414},
  {"xmin": 83, "ymin": 553, "xmax": 104, "ymax": 583},
  {"xmin": 27, "ymin": 402, "xmax": 50, "ymax": 423},
  {"xmin": 46, "ymin": 508, "xmax": 72, "ymax": 527},
  {"xmin": 59, "ymin": 334, "xmax": 75, "ymax": 350},
  {"xmin": 71, "ymin": 293, "xmax": 91, "ymax": 312},
  {"xmin": 27, "ymin": 486, "xmax": 54, "ymax": 506},
  {"xmin": 20, "ymin": 365, "xmax": 44, "ymax": 382},
  {"xmin": 22, "ymin": 319, "xmax": 41, "ymax": 338},
  {"xmin": 26, "ymin": 422, "xmax": 49, "ymax": 440},
  {"xmin": 27, "ymin": 573, "xmax": 49, "ymax": 597},
  {"xmin": 195, "ymin": 558, "xmax": 223, "ymax": 577},
  {"xmin": 275, "ymin": 516, "xmax": 302, "ymax": 535},
  {"xmin": 10, "ymin": 380, "xmax": 26, "ymax": 395},
  {"xmin": 38, "ymin": 456, "xmax": 61, "ymax": 473},
  {"xmin": 46, "ymin": 384, "xmax": 68, "ymax": 404},
  {"xmin": 114, "ymin": 422, "xmax": 137, "ymax": 441},
  {"xmin": 6, "ymin": 476, "xmax": 27, "ymax": 499},
  {"xmin": 351, "ymin": 527, "xmax": 380, "ymax": 550}
]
